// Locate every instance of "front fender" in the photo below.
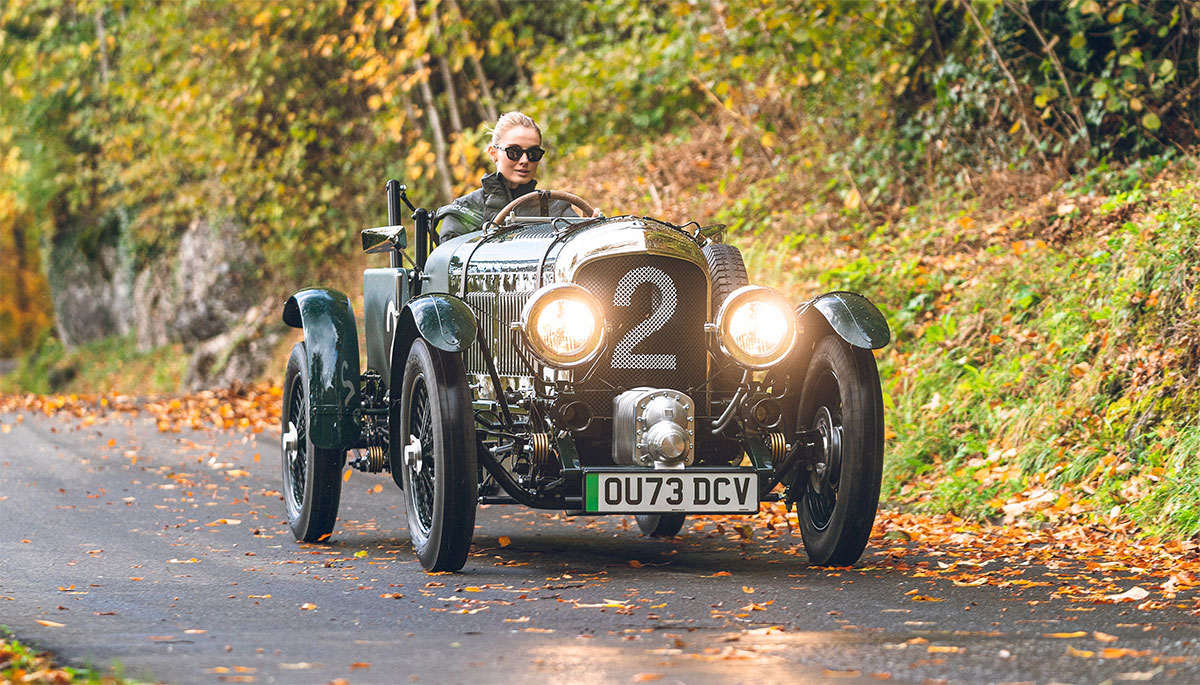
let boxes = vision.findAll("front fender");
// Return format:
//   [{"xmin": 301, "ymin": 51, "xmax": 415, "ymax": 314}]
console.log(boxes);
[
  {"xmin": 282, "ymin": 287, "xmax": 362, "ymax": 450},
  {"xmin": 799, "ymin": 291, "xmax": 891, "ymax": 350},
  {"xmin": 394, "ymin": 293, "xmax": 478, "ymax": 357}
]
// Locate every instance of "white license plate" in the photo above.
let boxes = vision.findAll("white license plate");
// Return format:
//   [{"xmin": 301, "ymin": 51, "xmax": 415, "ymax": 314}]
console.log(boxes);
[{"xmin": 584, "ymin": 471, "xmax": 758, "ymax": 514}]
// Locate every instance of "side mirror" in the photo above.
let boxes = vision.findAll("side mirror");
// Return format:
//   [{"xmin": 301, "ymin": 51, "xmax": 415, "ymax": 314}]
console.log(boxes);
[
  {"xmin": 698, "ymin": 223, "xmax": 727, "ymax": 243},
  {"xmin": 362, "ymin": 225, "xmax": 407, "ymax": 254}
]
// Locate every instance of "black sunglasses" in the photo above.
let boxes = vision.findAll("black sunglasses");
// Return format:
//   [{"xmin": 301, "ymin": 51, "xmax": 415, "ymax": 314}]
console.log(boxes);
[{"xmin": 498, "ymin": 144, "xmax": 545, "ymax": 162}]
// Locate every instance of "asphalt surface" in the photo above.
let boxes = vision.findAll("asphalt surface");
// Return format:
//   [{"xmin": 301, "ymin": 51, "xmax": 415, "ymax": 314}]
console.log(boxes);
[{"xmin": 1, "ymin": 408, "xmax": 1199, "ymax": 684}]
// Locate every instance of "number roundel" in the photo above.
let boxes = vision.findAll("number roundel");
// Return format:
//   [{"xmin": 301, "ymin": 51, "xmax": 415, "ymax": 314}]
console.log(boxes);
[{"xmin": 611, "ymin": 266, "xmax": 677, "ymax": 370}]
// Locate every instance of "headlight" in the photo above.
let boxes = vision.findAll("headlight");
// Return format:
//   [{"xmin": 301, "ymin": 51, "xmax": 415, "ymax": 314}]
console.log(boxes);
[
  {"xmin": 716, "ymin": 285, "xmax": 798, "ymax": 369},
  {"xmin": 521, "ymin": 284, "xmax": 606, "ymax": 368}
]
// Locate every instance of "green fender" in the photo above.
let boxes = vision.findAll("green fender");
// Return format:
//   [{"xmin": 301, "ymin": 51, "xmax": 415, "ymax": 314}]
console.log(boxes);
[
  {"xmin": 282, "ymin": 287, "xmax": 362, "ymax": 450},
  {"xmin": 393, "ymin": 293, "xmax": 477, "ymax": 362},
  {"xmin": 799, "ymin": 291, "xmax": 891, "ymax": 350}
]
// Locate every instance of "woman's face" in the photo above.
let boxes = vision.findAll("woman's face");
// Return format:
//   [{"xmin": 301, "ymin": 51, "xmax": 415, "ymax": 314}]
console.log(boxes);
[{"xmin": 489, "ymin": 126, "xmax": 542, "ymax": 189}]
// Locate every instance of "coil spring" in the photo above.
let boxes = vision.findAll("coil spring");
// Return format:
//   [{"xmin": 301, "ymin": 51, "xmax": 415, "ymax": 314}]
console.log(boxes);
[
  {"xmin": 767, "ymin": 432, "xmax": 788, "ymax": 462},
  {"xmin": 530, "ymin": 433, "xmax": 552, "ymax": 465}
]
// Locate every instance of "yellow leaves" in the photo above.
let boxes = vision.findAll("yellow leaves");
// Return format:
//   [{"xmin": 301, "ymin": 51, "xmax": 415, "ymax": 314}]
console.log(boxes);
[
  {"xmin": 842, "ymin": 187, "xmax": 861, "ymax": 211},
  {"xmin": 741, "ymin": 585, "xmax": 755, "ymax": 594},
  {"xmin": 1044, "ymin": 631, "xmax": 1088, "ymax": 638},
  {"xmin": 300, "ymin": 602, "xmax": 317, "ymax": 610},
  {"xmin": 343, "ymin": 470, "xmax": 353, "ymax": 483},
  {"xmin": 498, "ymin": 536, "xmax": 511, "ymax": 547},
  {"xmin": 1067, "ymin": 645, "xmax": 1095, "ymax": 658},
  {"xmin": 368, "ymin": 484, "xmax": 383, "ymax": 494},
  {"xmin": 35, "ymin": 620, "xmax": 65, "ymax": 628},
  {"xmin": 1010, "ymin": 239, "xmax": 1047, "ymax": 256}
]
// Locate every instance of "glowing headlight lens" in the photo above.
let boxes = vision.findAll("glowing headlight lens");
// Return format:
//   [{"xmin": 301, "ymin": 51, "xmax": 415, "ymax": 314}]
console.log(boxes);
[
  {"xmin": 522, "ymin": 284, "xmax": 606, "ymax": 368},
  {"xmin": 716, "ymin": 286, "xmax": 798, "ymax": 369}
]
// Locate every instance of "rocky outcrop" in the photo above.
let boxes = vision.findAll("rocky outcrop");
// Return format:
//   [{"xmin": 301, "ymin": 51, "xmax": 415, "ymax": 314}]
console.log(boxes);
[
  {"xmin": 48, "ymin": 242, "xmax": 134, "ymax": 347},
  {"xmin": 49, "ymin": 214, "xmax": 282, "ymax": 389},
  {"xmin": 183, "ymin": 301, "xmax": 287, "ymax": 391},
  {"xmin": 132, "ymin": 217, "xmax": 260, "ymax": 349}
]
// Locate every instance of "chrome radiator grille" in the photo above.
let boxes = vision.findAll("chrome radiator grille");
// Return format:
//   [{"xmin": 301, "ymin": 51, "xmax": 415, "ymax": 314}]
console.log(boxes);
[{"xmin": 466, "ymin": 291, "xmax": 532, "ymax": 377}]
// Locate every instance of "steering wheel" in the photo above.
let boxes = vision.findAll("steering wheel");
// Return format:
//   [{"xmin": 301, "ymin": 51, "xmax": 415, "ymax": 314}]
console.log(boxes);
[{"xmin": 492, "ymin": 190, "xmax": 597, "ymax": 226}]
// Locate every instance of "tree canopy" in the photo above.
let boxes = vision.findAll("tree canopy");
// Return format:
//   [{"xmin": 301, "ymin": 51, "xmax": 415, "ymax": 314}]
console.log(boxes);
[{"xmin": 1, "ymin": 0, "xmax": 1196, "ymax": 353}]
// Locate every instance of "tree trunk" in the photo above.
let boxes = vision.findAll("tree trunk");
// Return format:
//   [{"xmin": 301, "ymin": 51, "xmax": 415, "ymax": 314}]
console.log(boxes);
[
  {"xmin": 429, "ymin": 1, "xmax": 464, "ymax": 134},
  {"xmin": 408, "ymin": 0, "xmax": 454, "ymax": 200},
  {"xmin": 446, "ymin": 0, "xmax": 499, "ymax": 122},
  {"xmin": 437, "ymin": 56, "xmax": 464, "ymax": 134}
]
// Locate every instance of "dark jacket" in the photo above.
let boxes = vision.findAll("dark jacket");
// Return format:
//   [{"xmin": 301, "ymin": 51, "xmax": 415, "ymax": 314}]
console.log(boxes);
[{"xmin": 435, "ymin": 172, "xmax": 577, "ymax": 240}]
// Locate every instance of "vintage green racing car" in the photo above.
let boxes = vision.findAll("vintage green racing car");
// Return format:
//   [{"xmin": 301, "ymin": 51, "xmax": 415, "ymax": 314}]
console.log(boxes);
[{"xmin": 280, "ymin": 181, "xmax": 891, "ymax": 571}]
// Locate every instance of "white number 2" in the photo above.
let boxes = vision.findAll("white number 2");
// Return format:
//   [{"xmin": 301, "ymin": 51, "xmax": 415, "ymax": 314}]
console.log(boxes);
[{"xmin": 611, "ymin": 266, "xmax": 677, "ymax": 369}]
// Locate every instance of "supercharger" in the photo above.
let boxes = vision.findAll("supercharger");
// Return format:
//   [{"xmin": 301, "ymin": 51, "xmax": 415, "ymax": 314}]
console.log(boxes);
[{"xmin": 612, "ymin": 387, "xmax": 696, "ymax": 468}]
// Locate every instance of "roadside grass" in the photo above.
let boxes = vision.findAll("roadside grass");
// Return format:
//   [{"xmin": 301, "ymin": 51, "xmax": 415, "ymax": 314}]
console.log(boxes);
[
  {"xmin": 0, "ymin": 335, "xmax": 186, "ymax": 397},
  {"xmin": 0, "ymin": 628, "xmax": 121, "ymax": 683},
  {"xmin": 740, "ymin": 153, "xmax": 1200, "ymax": 534}
]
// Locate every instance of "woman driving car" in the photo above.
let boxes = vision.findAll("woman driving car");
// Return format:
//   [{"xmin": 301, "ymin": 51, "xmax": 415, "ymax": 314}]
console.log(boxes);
[{"xmin": 435, "ymin": 111, "xmax": 583, "ymax": 240}]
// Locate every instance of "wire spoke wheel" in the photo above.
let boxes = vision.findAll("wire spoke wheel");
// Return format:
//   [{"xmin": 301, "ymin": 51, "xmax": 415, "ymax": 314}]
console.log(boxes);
[
  {"xmin": 795, "ymin": 335, "xmax": 884, "ymax": 567},
  {"xmin": 280, "ymin": 342, "xmax": 343, "ymax": 543},
  {"xmin": 408, "ymin": 373, "xmax": 436, "ymax": 536},
  {"xmin": 398, "ymin": 339, "xmax": 478, "ymax": 572}
]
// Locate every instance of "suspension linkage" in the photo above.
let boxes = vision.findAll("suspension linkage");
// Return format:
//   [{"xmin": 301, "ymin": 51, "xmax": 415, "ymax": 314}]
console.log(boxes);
[{"xmin": 762, "ymin": 428, "xmax": 824, "ymax": 494}]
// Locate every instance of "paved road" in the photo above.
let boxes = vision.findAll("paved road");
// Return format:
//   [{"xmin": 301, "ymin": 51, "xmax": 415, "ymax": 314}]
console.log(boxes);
[{"xmin": 1, "ymin": 409, "xmax": 1198, "ymax": 684}]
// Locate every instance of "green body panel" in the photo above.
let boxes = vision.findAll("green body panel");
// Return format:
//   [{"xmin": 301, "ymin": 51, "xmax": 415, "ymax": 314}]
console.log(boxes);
[
  {"xmin": 396, "ymin": 293, "xmax": 477, "ymax": 355},
  {"xmin": 363, "ymin": 267, "xmax": 411, "ymax": 385},
  {"xmin": 282, "ymin": 288, "xmax": 362, "ymax": 450},
  {"xmin": 802, "ymin": 291, "xmax": 891, "ymax": 350}
]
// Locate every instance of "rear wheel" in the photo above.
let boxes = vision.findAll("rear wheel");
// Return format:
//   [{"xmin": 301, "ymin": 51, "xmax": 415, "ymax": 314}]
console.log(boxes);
[
  {"xmin": 635, "ymin": 513, "xmax": 687, "ymax": 537},
  {"xmin": 399, "ymin": 339, "xmax": 478, "ymax": 572},
  {"xmin": 281, "ymin": 342, "xmax": 343, "ymax": 543},
  {"xmin": 795, "ymin": 335, "xmax": 884, "ymax": 566}
]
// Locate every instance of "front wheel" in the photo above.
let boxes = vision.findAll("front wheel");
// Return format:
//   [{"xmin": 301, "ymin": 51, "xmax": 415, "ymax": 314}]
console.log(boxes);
[
  {"xmin": 795, "ymin": 335, "xmax": 884, "ymax": 566},
  {"xmin": 399, "ymin": 339, "xmax": 478, "ymax": 572},
  {"xmin": 636, "ymin": 514, "xmax": 687, "ymax": 537},
  {"xmin": 281, "ymin": 342, "xmax": 343, "ymax": 542}
]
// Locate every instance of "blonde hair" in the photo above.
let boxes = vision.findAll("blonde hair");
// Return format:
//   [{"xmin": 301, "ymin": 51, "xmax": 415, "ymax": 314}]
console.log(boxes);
[{"xmin": 489, "ymin": 111, "xmax": 541, "ymax": 147}]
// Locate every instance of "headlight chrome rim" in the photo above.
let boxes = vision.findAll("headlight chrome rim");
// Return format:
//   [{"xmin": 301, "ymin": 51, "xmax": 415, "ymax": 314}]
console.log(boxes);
[
  {"xmin": 715, "ymin": 285, "xmax": 798, "ymax": 369},
  {"xmin": 520, "ymin": 283, "xmax": 606, "ymax": 368}
]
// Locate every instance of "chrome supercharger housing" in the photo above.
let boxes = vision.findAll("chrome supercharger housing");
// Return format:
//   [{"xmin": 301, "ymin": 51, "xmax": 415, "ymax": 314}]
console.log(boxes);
[{"xmin": 612, "ymin": 387, "xmax": 695, "ymax": 467}]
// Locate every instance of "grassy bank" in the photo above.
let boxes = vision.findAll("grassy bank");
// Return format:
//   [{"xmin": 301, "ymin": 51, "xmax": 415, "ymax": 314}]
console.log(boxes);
[
  {"xmin": 735, "ymin": 153, "xmax": 1199, "ymax": 536},
  {"xmin": 0, "ymin": 335, "xmax": 186, "ymax": 397},
  {"xmin": 0, "ymin": 630, "xmax": 119, "ymax": 683}
]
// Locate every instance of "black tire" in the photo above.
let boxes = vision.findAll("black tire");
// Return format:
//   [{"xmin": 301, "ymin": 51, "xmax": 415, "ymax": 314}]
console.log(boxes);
[
  {"xmin": 795, "ymin": 335, "xmax": 884, "ymax": 566},
  {"xmin": 702, "ymin": 242, "xmax": 751, "ymax": 464},
  {"xmin": 636, "ymin": 514, "xmax": 687, "ymax": 537},
  {"xmin": 705, "ymin": 243, "xmax": 749, "ymax": 392},
  {"xmin": 704, "ymin": 242, "xmax": 749, "ymax": 311},
  {"xmin": 281, "ymin": 342, "xmax": 343, "ymax": 543},
  {"xmin": 399, "ymin": 339, "xmax": 478, "ymax": 572}
]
